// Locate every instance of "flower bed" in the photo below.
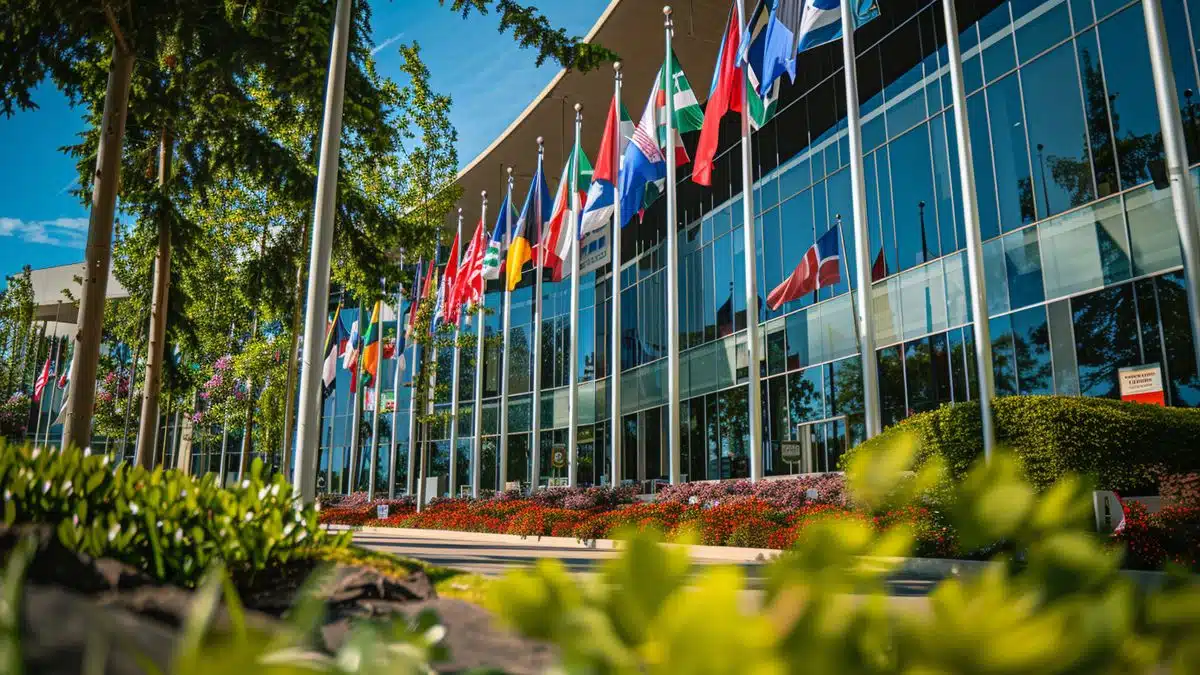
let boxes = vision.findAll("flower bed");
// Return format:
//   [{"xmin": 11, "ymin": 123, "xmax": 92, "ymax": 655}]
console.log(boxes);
[{"xmin": 1114, "ymin": 500, "xmax": 1200, "ymax": 570}]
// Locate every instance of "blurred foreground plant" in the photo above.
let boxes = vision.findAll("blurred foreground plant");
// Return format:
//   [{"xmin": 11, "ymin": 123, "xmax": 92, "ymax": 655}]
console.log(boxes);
[{"xmin": 490, "ymin": 434, "xmax": 1200, "ymax": 674}]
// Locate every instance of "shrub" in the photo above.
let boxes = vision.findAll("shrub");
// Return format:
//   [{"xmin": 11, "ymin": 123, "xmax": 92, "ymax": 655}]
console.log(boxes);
[
  {"xmin": 0, "ymin": 441, "xmax": 347, "ymax": 588},
  {"xmin": 656, "ymin": 474, "xmax": 847, "ymax": 510},
  {"xmin": 0, "ymin": 393, "xmax": 29, "ymax": 440},
  {"xmin": 1114, "ymin": 500, "xmax": 1200, "ymax": 571},
  {"xmin": 505, "ymin": 506, "xmax": 588, "ymax": 538},
  {"xmin": 842, "ymin": 396, "xmax": 1200, "ymax": 492},
  {"xmin": 1160, "ymin": 471, "xmax": 1200, "ymax": 508}
]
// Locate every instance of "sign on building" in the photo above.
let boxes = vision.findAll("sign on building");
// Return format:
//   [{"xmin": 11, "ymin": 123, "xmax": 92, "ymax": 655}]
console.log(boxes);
[
  {"xmin": 380, "ymin": 390, "xmax": 397, "ymax": 413},
  {"xmin": 1118, "ymin": 364, "xmax": 1165, "ymax": 406},
  {"xmin": 551, "ymin": 443, "xmax": 567, "ymax": 469},
  {"xmin": 780, "ymin": 440, "xmax": 804, "ymax": 463}
]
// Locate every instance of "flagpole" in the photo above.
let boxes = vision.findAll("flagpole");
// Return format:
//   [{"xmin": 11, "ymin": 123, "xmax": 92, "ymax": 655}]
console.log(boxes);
[
  {"xmin": 406, "ymin": 261, "xmax": 423, "ymax": 495},
  {"xmin": 31, "ymin": 321, "xmax": 48, "ymax": 446},
  {"xmin": 41, "ymin": 303, "xmax": 63, "ymax": 448},
  {"xmin": 368, "ymin": 296, "xmax": 384, "ymax": 500},
  {"xmin": 663, "ymin": 7, "xmax": 682, "ymax": 485},
  {"xmin": 473, "ymin": 192, "xmax": 488, "ymax": 498},
  {"xmin": 1143, "ymin": 0, "xmax": 1200, "ymax": 399},
  {"xmin": 839, "ymin": 0, "xmax": 882, "ymax": 439},
  {"xmin": 942, "ymin": 0, "xmax": 996, "ymax": 461},
  {"xmin": 610, "ymin": 62, "xmax": 624, "ymax": 489},
  {"xmin": 734, "ymin": 0, "xmax": 765, "ymax": 482},
  {"xmin": 388, "ymin": 276, "xmax": 403, "ymax": 499},
  {"xmin": 499, "ymin": 169, "xmax": 514, "ymax": 491},
  {"xmin": 566, "ymin": 106, "xmax": 584, "ymax": 488},
  {"xmin": 293, "ymin": 0, "xmax": 354, "ymax": 504},
  {"xmin": 348, "ymin": 301, "xmax": 366, "ymax": 493},
  {"xmin": 530, "ymin": 139, "xmax": 547, "ymax": 494},
  {"xmin": 449, "ymin": 209, "xmax": 464, "ymax": 497}
]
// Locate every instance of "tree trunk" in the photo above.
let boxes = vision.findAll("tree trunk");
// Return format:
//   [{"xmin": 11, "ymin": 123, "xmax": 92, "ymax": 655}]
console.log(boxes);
[
  {"xmin": 62, "ymin": 44, "xmax": 134, "ymax": 452},
  {"xmin": 134, "ymin": 127, "xmax": 175, "ymax": 469},
  {"xmin": 280, "ymin": 217, "xmax": 310, "ymax": 480}
]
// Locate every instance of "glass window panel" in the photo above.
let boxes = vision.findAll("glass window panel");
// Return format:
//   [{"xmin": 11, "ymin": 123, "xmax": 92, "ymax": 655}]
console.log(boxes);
[
  {"xmin": 944, "ymin": 251, "xmax": 971, "ymax": 327},
  {"xmin": 877, "ymin": 345, "xmax": 906, "ymax": 425},
  {"xmin": 932, "ymin": 331, "xmax": 953, "ymax": 403},
  {"xmin": 889, "ymin": 124, "xmax": 939, "ymax": 271},
  {"xmin": 789, "ymin": 367, "xmax": 824, "ymax": 426},
  {"xmin": 1136, "ymin": 277, "xmax": 1163, "ymax": 365},
  {"xmin": 1126, "ymin": 182, "xmax": 1183, "ymax": 275},
  {"xmin": 900, "ymin": 262, "xmax": 949, "ymax": 340},
  {"xmin": 1004, "ymin": 227, "xmax": 1045, "ymax": 309},
  {"xmin": 983, "ymin": 32, "xmax": 1018, "ymax": 82},
  {"xmin": 1069, "ymin": 0, "xmax": 1094, "ymax": 29},
  {"xmin": 762, "ymin": 208, "xmax": 785, "ymax": 319},
  {"xmin": 1022, "ymin": 42, "xmax": 1096, "ymax": 217},
  {"xmin": 1038, "ymin": 196, "xmax": 1130, "ymax": 297},
  {"xmin": 819, "ymin": 292, "xmax": 858, "ymax": 363},
  {"xmin": 702, "ymin": 246, "xmax": 718, "ymax": 342},
  {"xmin": 1011, "ymin": 305, "xmax": 1053, "ymax": 394},
  {"xmin": 765, "ymin": 376, "xmax": 789, "ymax": 476},
  {"xmin": 990, "ymin": 313, "xmax": 1020, "ymax": 396},
  {"xmin": 713, "ymin": 205, "xmax": 732, "ymax": 238},
  {"xmin": 780, "ymin": 190, "xmax": 816, "ymax": 312},
  {"xmin": 987, "ymin": 74, "xmax": 1036, "ymax": 230},
  {"xmin": 1157, "ymin": 272, "xmax": 1200, "ymax": 406},
  {"xmin": 733, "ymin": 224, "xmax": 748, "ymax": 332},
  {"xmin": 1094, "ymin": 0, "xmax": 1130, "ymax": 21},
  {"xmin": 1015, "ymin": 0, "xmax": 1071, "ymax": 62},
  {"xmin": 1168, "ymin": 0, "xmax": 1200, "ymax": 161},
  {"xmin": 873, "ymin": 277, "xmax": 903, "ymax": 346},
  {"xmin": 1075, "ymin": 31, "xmax": 1120, "ymax": 199},
  {"xmin": 876, "ymin": 145, "xmax": 900, "ymax": 275},
  {"xmin": 720, "ymin": 388, "xmax": 750, "ymax": 479},
  {"xmin": 688, "ymin": 397, "xmax": 707, "ymax": 481},
  {"xmin": 779, "ymin": 158, "xmax": 812, "ymax": 200},
  {"xmin": 828, "ymin": 357, "xmax": 864, "ymax": 419},
  {"xmin": 1072, "ymin": 283, "xmax": 1141, "ymax": 397},
  {"xmin": 1047, "ymin": 299, "xmax": 1081, "ymax": 395},
  {"xmin": 983, "ymin": 238, "xmax": 1011, "ymax": 315},
  {"xmin": 1098, "ymin": 4, "xmax": 1167, "ymax": 189},
  {"xmin": 769, "ymin": 320, "xmax": 788, "ymax": 376},
  {"xmin": 930, "ymin": 114, "xmax": 961, "ymax": 255},
  {"xmin": 967, "ymin": 91, "xmax": 1001, "ymax": 239},
  {"xmin": 706, "ymin": 395, "xmax": 720, "ymax": 479},
  {"xmin": 905, "ymin": 337, "xmax": 936, "ymax": 413},
  {"xmin": 822, "ymin": 170, "xmax": 853, "ymax": 301},
  {"xmin": 714, "ymin": 233, "xmax": 735, "ymax": 338}
]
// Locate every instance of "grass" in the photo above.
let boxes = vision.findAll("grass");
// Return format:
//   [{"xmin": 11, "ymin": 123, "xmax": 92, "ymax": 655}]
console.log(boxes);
[{"xmin": 311, "ymin": 544, "xmax": 494, "ymax": 605}]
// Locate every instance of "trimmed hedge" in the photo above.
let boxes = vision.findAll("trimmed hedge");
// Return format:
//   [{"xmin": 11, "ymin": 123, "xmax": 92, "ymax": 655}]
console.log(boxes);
[{"xmin": 843, "ymin": 395, "xmax": 1200, "ymax": 491}]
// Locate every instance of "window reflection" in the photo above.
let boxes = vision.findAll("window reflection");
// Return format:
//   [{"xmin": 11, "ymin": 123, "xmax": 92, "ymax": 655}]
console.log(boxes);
[
  {"xmin": 1072, "ymin": 283, "xmax": 1141, "ymax": 397},
  {"xmin": 1011, "ymin": 305, "xmax": 1053, "ymax": 394},
  {"xmin": 1022, "ymin": 42, "xmax": 1094, "ymax": 216},
  {"xmin": 1097, "ymin": 4, "xmax": 1166, "ymax": 189}
]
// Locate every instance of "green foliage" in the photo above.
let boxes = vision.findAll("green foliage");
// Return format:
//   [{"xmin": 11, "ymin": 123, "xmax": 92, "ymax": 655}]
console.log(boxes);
[
  {"xmin": 0, "ymin": 441, "xmax": 347, "ymax": 588},
  {"xmin": 0, "ymin": 267, "xmax": 36, "ymax": 401},
  {"xmin": 843, "ymin": 396, "xmax": 1200, "ymax": 492},
  {"xmin": 492, "ymin": 437, "xmax": 1200, "ymax": 674},
  {"xmin": 441, "ymin": 1, "xmax": 617, "ymax": 72}
]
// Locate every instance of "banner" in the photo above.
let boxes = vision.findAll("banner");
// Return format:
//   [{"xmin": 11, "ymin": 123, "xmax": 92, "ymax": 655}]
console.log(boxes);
[
  {"xmin": 1119, "ymin": 364, "xmax": 1165, "ymax": 406},
  {"xmin": 381, "ymin": 390, "xmax": 397, "ymax": 413}
]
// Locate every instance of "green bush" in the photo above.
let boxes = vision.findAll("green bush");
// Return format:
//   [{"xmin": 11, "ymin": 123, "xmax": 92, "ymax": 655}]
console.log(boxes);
[
  {"xmin": 0, "ymin": 441, "xmax": 348, "ymax": 588},
  {"xmin": 843, "ymin": 396, "xmax": 1200, "ymax": 492}
]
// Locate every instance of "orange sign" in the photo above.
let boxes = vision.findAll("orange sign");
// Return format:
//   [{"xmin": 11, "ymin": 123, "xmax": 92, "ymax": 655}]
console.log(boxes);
[{"xmin": 1119, "ymin": 365, "xmax": 1165, "ymax": 406}]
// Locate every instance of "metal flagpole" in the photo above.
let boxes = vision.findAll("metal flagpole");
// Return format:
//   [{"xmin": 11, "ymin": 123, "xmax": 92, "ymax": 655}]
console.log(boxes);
[
  {"xmin": 735, "ymin": 0, "xmax": 764, "ymax": 482},
  {"xmin": 472, "ymin": 192, "xmax": 488, "ymax": 498},
  {"xmin": 1143, "ymin": 0, "xmax": 1200, "ymax": 381},
  {"xmin": 611, "ymin": 62, "xmax": 624, "ymax": 489},
  {"xmin": 839, "ymin": 0, "xmax": 882, "ymax": 438},
  {"xmin": 499, "ymin": 170, "xmax": 514, "ymax": 490},
  {"xmin": 388, "ymin": 275, "xmax": 404, "ymax": 499},
  {"xmin": 347, "ymin": 301, "xmax": 366, "ymax": 493},
  {"xmin": 31, "ymin": 321, "xmax": 47, "ymax": 446},
  {"xmin": 406, "ymin": 263, "xmax": 423, "ymax": 495},
  {"xmin": 449, "ymin": 210, "xmax": 464, "ymax": 497},
  {"xmin": 942, "ymin": 0, "xmax": 997, "ymax": 461},
  {"xmin": 567, "ymin": 105, "xmax": 583, "ymax": 487},
  {"xmin": 293, "ymin": 0, "xmax": 353, "ymax": 504},
  {"xmin": 368, "ymin": 289, "xmax": 384, "ymax": 500},
  {"xmin": 41, "ymin": 304, "xmax": 63, "ymax": 447},
  {"xmin": 529, "ymin": 140, "xmax": 547, "ymax": 493},
  {"xmin": 664, "ymin": 7, "xmax": 682, "ymax": 485}
]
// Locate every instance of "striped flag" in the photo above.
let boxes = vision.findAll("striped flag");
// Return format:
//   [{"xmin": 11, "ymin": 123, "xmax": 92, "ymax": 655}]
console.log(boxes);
[
  {"xmin": 506, "ymin": 153, "xmax": 552, "ymax": 292},
  {"xmin": 33, "ymin": 358, "xmax": 50, "ymax": 402},
  {"xmin": 481, "ymin": 193, "xmax": 512, "ymax": 280},
  {"xmin": 541, "ymin": 140, "xmax": 592, "ymax": 281},
  {"xmin": 580, "ymin": 97, "xmax": 634, "ymax": 236}
]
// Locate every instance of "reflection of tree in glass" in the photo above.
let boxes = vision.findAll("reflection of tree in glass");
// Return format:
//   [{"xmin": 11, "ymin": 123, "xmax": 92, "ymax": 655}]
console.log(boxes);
[
  {"xmin": 1049, "ymin": 49, "xmax": 1164, "ymax": 201},
  {"xmin": 1012, "ymin": 320, "xmax": 1052, "ymax": 394},
  {"xmin": 1072, "ymin": 285, "xmax": 1140, "ymax": 397},
  {"xmin": 718, "ymin": 387, "xmax": 749, "ymax": 478},
  {"xmin": 1152, "ymin": 273, "xmax": 1200, "ymax": 405}
]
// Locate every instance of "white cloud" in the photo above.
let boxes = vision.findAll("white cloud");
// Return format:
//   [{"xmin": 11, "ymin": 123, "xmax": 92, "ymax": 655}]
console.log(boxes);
[{"xmin": 0, "ymin": 216, "xmax": 89, "ymax": 248}]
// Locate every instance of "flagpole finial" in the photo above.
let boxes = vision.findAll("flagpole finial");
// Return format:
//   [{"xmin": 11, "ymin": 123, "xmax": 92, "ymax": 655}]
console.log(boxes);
[
  {"xmin": 482, "ymin": 190, "xmax": 487, "ymax": 199},
  {"xmin": 663, "ymin": 5, "xmax": 673, "ymax": 26},
  {"xmin": 537, "ymin": 136, "xmax": 544, "ymax": 148},
  {"xmin": 574, "ymin": 102, "xmax": 582, "ymax": 113},
  {"xmin": 614, "ymin": 60, "xmax": 622, "ymax": 72}
]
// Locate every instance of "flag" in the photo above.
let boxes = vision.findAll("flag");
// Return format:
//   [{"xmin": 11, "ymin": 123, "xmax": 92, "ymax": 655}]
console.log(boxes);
[
  {"xmin": 431, "ymin": 268, "xmax": 446, "ymax": 332},
  {"xmin": 742, "ymin": 0, "xmax": 881, "ymax": 98},
  {"xmin": 767, "ymin": 226, "xmax": 841, "ymax": 310},
  {"xmin": 454, "ymin": 219, "xmax": 487, "ymax": 310},
  {"xmin": 694, "ymin": 8, "xmax": 744, "ymax": 187},
  {"xmin": 618, "ymin": 52, "xmax": 703, "ymax": 224},
  {"xmin": 481, "ymin": 193, "xmax": 512, "ymax": 280},
  {"xmin": 33, "ymin": 358, "xmax": 50, "ymax": 402},
  {"xmin": 57, "ymin": 355, "xmax": 71, "ymax": 389},
  {"xmin": 408, "ymin": 261, "xmax": 435, "ymax": 337},
  {"xmin": 871, "ymin": 247, "xmax": 888, "ymax": 282},
  {"xmin": 506, "ymin": 153, "xmax": 552, "ymax": 291},
  {"xmin": 342, "ymin": 317, "xmax": 361, "ymax": 393},
  {"xmin": 580, "ymin": 97, "xmax": 634, "ymax": 237},
  {"xmin": 322, "ymin": 304, "xmax": 344, "ymax": 399},
  {"xmin": 360, "ymin": 301, "xmax": 383, "ymax": 386},
  {"xmin": 542, "ymin": 141, "xmax": 593, "ymax": 281},
  {"xmin": 435, "ymin": 230, "xmax": 462, "ymax": 326}
]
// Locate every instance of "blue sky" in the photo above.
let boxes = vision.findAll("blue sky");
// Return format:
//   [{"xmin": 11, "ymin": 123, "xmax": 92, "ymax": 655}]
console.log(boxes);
[{"xmin": 0, "ymin": 0, "xmax": 608, "ymax": 278}]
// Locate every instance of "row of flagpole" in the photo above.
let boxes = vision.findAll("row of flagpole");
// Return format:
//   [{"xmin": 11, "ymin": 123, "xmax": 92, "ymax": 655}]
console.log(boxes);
[{"xmin": 290, "ymin": 0, "xmax": 1200, "ymax": 503}]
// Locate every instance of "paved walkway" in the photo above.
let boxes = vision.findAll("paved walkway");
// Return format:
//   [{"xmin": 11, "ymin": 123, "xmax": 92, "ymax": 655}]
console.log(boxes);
[{"xmin": 352, "ymin": 529, "xmax": 938, "ymax": 611}]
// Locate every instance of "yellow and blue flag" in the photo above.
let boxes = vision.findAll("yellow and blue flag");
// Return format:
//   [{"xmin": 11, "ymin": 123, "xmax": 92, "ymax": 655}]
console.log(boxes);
[{"xmin": 505, "ymin": 151, "xmax": 552, "ymax": 291}]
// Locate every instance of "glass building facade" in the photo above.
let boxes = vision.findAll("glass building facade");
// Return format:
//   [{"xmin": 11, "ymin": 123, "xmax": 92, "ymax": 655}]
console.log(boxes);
[{"xmin": 318, "ymin": 0, "xmax": 1200, "ymax": 495}]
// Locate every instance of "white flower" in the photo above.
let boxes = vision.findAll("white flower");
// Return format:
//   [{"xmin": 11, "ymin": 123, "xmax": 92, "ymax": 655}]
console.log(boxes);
[
  {"xmin": 296, "ymin": 531, "xmax": 306, "ymax": 543},
  {"xmin": 42, "ymin": 481, "xmax": 51, "ymax": 494},
  {"xmin": 108, "ymin": 523, "xmax": 120, "ymax": 542},
  {"xmin": 31, "ymin": 448, "xmax": 40, "ymax": 460},
  {"xmin": 4, "ymin": 490, "xmax": 10, "ymax": 501},
  {"xmin": 270, "ymin": 484, "xmax": 280, "ymax": 497},
  {"xmin": 62, "ymin": 480, "xmax": 72, "ymax": 495},
  {"xmin": 174, "ymin": 529, "xmax": 183, "ymax": 543},
  {"xmin": 83, "ymin": 447, "xmax": 91, "ymax": 457},
  {"xmin": 242, "ymin": 480, "xmax": 251, "ymax": 489},
  {"xmin": 245, "ymin": 511, "xmax": 254, "ymax": 522},
  {"xmin": 257, "ymin": 487, "xmax": 269, "ymax": 501},
  {"xmin": 129, "ymin": 503, "xmax": 140, "ymax": 515},
  {"xmin": 180, "ymin": 489, "xmax": 187, "ymax": 498}
]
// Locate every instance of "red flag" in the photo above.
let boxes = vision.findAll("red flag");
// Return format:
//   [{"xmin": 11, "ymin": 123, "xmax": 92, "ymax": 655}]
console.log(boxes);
[
  {"xmin": 594, "ymin": 97, "xmax": 621, "ymax": 184},
  {"xmin": 693, "ymin": 9, "xmax": 743, "ymax": 186},
  {"xmin": 767, "ymin": 227, "xmax": 842, "ymax": 310},
  {"xmin": 454, "ymin": 220, "xmax": 486, "ymax": 310},
  {"xmin": 871, "ymin": 248, "xmax": 888, "ymax": 282},
  {"xmin": 438, "ymin": 230, "xmax": 462, "ymax": 325},
  {"xmin": 33, "ymin": 358, "xmax": 50, "ymax": 402},
  {"xmin": 407, "ymin": 261, "xmax": 436, "ymax": 336}
]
